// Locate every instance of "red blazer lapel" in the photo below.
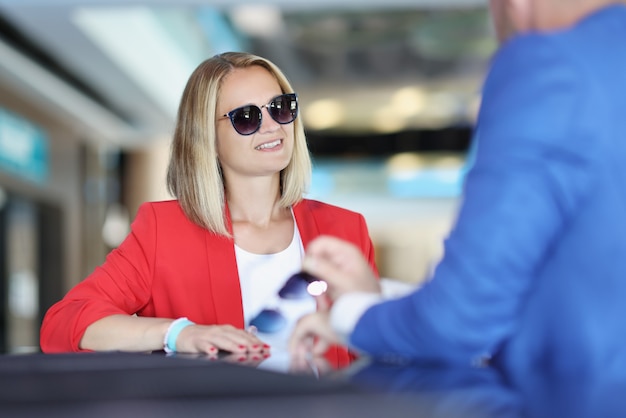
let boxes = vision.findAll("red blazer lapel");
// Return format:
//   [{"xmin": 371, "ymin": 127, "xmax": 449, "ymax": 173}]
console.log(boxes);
[
  {"xmin": 293, "ymin": 200, "xmax": 320, "ymax": 248},
  {"xmin": 203, "ymin": 208, "xmax": 245, "ymax": 328}
]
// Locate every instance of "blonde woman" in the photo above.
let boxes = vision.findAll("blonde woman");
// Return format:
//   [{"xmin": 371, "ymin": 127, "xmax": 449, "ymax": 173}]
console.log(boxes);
[{"xmin": 41, "ymin": 52, "xmax": 378, "ymax": 368}]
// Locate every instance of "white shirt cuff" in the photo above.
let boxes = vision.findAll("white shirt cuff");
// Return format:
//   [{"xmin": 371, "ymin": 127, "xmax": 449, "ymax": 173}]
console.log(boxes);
[
  {"xmin": 379, "ymin": 277, "xmax": 418, "ymax": 298},
  {"xmin": 330, "ymin": 292, "xmax": 384, "ymax": 344},
  {"xmin": 329, "ymin": 278, "xmax": 418, "ymax": 345}
]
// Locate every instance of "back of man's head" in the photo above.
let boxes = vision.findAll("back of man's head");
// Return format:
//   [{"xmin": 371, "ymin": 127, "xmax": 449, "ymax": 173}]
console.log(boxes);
[{"xmin": 489, "ymin": 0, "xmax": 624, "ymax": 43}]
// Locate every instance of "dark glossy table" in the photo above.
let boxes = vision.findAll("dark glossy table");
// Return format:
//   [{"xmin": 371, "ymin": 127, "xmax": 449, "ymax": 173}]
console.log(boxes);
[
  {"xmin": 0, "ymin": 351, "xmax": 424, "ymax": 418},
  {"xmin": 1, "ymin": 351, "xmax": 625, "ymax": 417}
]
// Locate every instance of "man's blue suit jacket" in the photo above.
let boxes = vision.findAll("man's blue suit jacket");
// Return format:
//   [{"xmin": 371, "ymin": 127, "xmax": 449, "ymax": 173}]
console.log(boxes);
[{"xmin": 350, "ymin": 5, "xmax": 626, "ymax": 385}]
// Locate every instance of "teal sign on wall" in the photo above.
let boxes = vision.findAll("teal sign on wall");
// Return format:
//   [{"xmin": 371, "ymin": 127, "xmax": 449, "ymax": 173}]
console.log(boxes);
[{"xmin": 0, "ymin": 108, "xmax": 49, "ymax": 183}]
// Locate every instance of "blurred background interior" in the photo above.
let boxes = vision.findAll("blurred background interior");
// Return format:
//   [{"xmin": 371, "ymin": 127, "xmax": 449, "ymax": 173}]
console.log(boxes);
[{"xmin": 0, "ymin": 0, "xmax": 495, "ymax": 353}]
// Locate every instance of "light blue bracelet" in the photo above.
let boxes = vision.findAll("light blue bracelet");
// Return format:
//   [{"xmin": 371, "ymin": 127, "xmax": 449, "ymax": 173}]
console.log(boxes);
[{"xmin": 163, "ymin": 317, "xmax": 195, "ymax": 353}]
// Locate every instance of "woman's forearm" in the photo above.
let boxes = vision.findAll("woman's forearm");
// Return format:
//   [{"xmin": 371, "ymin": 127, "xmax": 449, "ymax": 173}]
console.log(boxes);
[{"xmin": 79, "ymin": 314, "xmax": 172, "ymax": 352}]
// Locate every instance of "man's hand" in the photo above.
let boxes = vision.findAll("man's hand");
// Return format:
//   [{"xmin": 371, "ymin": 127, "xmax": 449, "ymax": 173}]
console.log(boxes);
[
  {"xmin": 302, "ymin": 235, "xmax": 381, "ymax": 301},
  {"xmin": 290, "ymin": 236, "xmax": 381, "ymax": 362},
  {"xmin": 289, "ymin": 310, "xmax": 339, "ymax": 359}
]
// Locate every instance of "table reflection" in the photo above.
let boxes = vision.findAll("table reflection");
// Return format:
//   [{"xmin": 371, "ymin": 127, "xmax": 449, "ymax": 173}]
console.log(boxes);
[
  {"xmin": 166, "ymin": 348, "xmax": 626, "ymax": 418},
  {"xmin": 3, "ymin": 349, "xmax": 626, "ymax": 417},
  {"xmin": 343, "ymin": 358, "xmax": 626, "ymax": 418},
  {"xmin": 346, "ymin": 360, "xmax": 523, "ymax": 418}
]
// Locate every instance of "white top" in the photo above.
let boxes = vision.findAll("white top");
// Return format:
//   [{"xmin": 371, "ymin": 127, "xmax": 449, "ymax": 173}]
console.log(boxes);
[{"xmin": 235, "ymin": 214, "xmax": 316, "ymax": 359}]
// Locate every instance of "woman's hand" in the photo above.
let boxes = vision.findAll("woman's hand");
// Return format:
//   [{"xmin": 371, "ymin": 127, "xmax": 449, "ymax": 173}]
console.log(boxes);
[
  {"xmin": 176, "ymin": 324, "xmax": 270, "ymax": 355},
  {"xmin": 217, "ymin": 350, "xmax": 271, "ymax": 367}
]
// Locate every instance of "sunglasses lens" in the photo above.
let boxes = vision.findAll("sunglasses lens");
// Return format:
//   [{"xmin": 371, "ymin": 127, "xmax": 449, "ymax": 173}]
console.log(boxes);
[
  {"xmin": 230, "ymin": 106, "xmax": 262, "ymax": 135},
  {"xmin": 248, "ymin": 270, "xmax": 319, "ymax": 334},
  {"xmin": 268, "ymin": 94, "xmax": 298, "ymax": 124},
  {"xmin": 278, "ymin": 273, "xmax": 315, "ymax": 299},
  {"xmin": 249, "ymin": 309, "xmax": 287, "ymax": 333}
]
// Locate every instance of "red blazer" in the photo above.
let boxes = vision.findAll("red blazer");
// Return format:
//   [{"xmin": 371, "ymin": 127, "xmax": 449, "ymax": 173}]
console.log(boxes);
[{"xmin": 40, "ymin": 199, "xmax": 378, "ymax": 366}]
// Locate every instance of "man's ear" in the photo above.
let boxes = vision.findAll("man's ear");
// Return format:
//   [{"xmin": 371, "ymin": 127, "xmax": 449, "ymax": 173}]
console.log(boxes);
[{"xmin": 507, "ymin": 0, "xmax": 533, "ymax": 32}]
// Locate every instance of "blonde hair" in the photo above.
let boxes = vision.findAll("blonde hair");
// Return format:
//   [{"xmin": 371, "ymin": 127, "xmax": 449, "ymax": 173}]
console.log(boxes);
[{"xmin": 166, "ymin": 52, "xmax": 311, "ymax": 237}]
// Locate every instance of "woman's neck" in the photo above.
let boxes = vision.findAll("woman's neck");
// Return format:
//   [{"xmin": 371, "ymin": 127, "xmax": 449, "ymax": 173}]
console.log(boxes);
[{"xmin": 226, "ymin": 176, "xmax": 286, "ymax": 227}]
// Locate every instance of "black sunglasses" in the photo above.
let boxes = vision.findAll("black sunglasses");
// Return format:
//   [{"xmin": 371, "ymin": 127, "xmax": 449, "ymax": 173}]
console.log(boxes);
[
  {"xmin": 249, "ymin": 271, "xmax": 327, "ymax": 334},
  {"xmin": 221, "ymin": 93, "xmax": 298, "ymax": 136}
]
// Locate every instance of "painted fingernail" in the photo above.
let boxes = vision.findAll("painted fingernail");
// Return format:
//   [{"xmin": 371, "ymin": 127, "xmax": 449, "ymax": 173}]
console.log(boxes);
[
  {"xmin": 238, "ymin": 356, "xmax": 246, "ymax": 362},
  {"xmin": 238, "ymin": 345, "xmax": 245, "ymax": 350},
  {"xmin": 209, "ymin": 347, "xmax": 217, "ymax": 353},
  {"xmin": 252, "ymin": 345, "xmax": 259, "ymax": 349}
]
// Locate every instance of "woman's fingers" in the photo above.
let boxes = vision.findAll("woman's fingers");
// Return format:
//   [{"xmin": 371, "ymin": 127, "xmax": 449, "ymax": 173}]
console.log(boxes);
[
  {"xmin": 219, "ymin": 350, "xmax": 270, "ymax": 366},
  {"xmin": 177, "ymin": 324, "xmax": 270, "ymax": 355}
]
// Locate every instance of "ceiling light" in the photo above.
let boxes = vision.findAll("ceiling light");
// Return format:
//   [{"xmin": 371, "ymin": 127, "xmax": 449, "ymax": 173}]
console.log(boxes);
[
  {"xmin": 304, "ymin": 99, "xmax": 345, "ymax": 130},
  {"xmin": 386, "ymin": 152, "xmax": 426, "ymax": 174},
  {"xmin": 391, "ymin": 87, "xmax": 427, "ymax": 118},
  {"xmin": 372, "ymin": 106, "xmax": 407, "ymax": 134},
  {"xmin": 229, "ymin": 5, "xmax": 284, "ymax": 38}
]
